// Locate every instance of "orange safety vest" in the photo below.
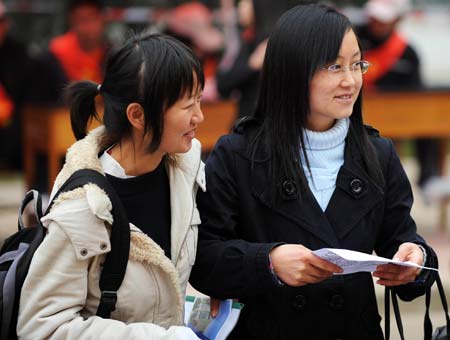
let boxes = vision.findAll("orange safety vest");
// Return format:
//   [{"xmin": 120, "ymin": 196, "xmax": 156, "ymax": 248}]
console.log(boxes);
[
  {"xmin": 0, "ymin": 84, "xmax": 14, "ymax": 127},
  {"xmin": 363, "ymin": 31, "xmax": 408, "ymax": 90},
  {"xmin": 49, "ymin": 31, "xmax": 104, "ymax": 83}
]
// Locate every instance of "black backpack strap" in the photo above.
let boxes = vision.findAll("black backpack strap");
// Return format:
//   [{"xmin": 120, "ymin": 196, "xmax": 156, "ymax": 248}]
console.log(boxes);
[{"xmin": 46, "ymin": 169, "xmax": 130, "ymax": 319}]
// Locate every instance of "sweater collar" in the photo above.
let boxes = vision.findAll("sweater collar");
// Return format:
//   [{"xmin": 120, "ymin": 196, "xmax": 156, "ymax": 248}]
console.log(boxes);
[{"xmin": 303, "ymin": 118, "xmax": 350, "ymax": 151}]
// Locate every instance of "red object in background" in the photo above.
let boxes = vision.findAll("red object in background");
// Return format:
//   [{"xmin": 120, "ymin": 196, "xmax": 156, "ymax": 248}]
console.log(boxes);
[
  {"xmin": 49, "ymin": 31, "xmax": 104, "ymax": 83},
  {"xmin": 0, "ymin": 84, "xmax": 14, "ymax": 127},
  {"xmin": 363, "ymin": 31, "xmax": 407, "ymax": 90}
]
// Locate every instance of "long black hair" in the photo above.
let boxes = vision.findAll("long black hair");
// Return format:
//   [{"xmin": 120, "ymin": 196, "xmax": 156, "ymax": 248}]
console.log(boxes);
[
  {"xmin": 253, "ymin": 4, "xmax": 384, "ymax": 202},
  {"xmin": 66, "ymin": 32, "xmax": 204, "ymax": 152}
]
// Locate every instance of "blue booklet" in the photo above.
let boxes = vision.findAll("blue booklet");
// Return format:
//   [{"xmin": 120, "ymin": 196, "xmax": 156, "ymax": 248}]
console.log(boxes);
[{"xmin": 184, "ymin": 296, "xmax": 244, "ymax": 340}]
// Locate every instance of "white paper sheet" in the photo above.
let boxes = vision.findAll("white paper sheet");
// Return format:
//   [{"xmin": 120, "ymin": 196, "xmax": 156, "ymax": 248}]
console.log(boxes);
[{"xmin": 313, "ymin": 248, "xmax": 437, "ymax": 275}]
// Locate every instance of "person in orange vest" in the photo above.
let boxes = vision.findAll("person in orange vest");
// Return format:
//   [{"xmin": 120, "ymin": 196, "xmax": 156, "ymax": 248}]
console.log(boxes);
[
  {"xmin": 358, "ymin": 0, "xmax": 441, "ymax": 190},
  {"xmin": 26, "ymin": 0, "xmax": 107, "ymax": 191},
  {"xmin": 50, "ymin": 0, "xmax": 106, "ymax": 83},
  {"xmin": 0, "ymin": 1, "xmax": 32, "ymax": 170},
  {"xmin": 32, "ymin": 0, "xmax": 107, "ymax": 104}
]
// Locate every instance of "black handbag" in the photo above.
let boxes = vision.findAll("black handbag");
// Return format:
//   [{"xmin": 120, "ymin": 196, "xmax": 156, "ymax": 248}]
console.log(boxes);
[{"xmin": 385, "ymin": 272, "xmax": 450, "ymax": 340}]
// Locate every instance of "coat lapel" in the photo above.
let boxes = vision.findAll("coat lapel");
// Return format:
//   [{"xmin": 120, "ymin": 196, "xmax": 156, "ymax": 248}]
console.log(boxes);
[
  {"xmin": 325, "ymin": 142, "xmax": 384, "ymax": 240},
  {"xmin": 251, "ymin": 158, "xmax": 341, "ymax": 248}
]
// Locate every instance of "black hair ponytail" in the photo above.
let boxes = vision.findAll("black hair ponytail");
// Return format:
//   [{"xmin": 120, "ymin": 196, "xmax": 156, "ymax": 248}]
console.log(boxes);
[
  {"xmin": 63, "ymin": 33, "xmax": 203, "ymax": 150},
  {"xmin": 65, "ymin": 81, "xmax": 101, "ymax": 140}
]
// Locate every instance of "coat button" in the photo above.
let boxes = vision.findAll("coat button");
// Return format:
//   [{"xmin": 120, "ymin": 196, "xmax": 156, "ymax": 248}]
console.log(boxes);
[
  {"xmin": 100, "ymin": 243, "xmax": 107, "ymax": 250},
  {"xmin": 349, "ymin": 179, "xmax": 363, "ymax": 195},
  {"xmin": 329, "ymin": 294, "xmax": 344, "ymax": 310},
  {"xmin": 291, "ymin": 294, "xmax": 307, "ymax": 311},
  {"xmin": 80, "ymin": 248, "xmax": 88, "ymax": 256},
  {"xmin": 282, "ymin": 180, "xmax": 297, "ymax": 196}
]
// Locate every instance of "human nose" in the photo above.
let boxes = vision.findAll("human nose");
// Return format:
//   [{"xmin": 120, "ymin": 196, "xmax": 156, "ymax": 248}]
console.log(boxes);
[
  {"xmin": 340, "ymin": 67, "xmax": 357, "ymax": 86},
  {"xmin": 192, "ymin": 102, "xmax": 204, "ymax": 125}
]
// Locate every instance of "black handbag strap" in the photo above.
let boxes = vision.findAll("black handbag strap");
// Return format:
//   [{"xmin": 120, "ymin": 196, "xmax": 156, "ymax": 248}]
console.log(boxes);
[
  {"xmin": 45, "ymin": 169, "xmax": 130, "ymax": 319},
  {"xmin": 385, "ymin": 287, "xmax": 391, "ymax": 340},
  {"xmin": 385, "ymin": 287, "xmax": 406, "ymax": 340},
  {"xmin": 424, "ymin": 272, "xmax": 450, "ymax": 340}
]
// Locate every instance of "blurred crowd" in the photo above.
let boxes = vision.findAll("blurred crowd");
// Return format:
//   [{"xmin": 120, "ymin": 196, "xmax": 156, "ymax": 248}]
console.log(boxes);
[{"xmin": 0, "ymin": 0, "xmax": 450, "ymax": 200}]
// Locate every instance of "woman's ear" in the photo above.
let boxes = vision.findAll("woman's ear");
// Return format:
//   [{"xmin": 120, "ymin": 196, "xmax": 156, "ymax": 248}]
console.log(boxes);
[{"xmin": 126, "ymin": 103, "xmax": 145, "ymax": 130}]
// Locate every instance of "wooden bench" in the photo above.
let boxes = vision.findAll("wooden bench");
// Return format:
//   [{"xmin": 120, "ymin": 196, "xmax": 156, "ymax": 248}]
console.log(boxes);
[
  {"xmin": 363, "ymin": 91, "xmax": 450, "ymax": 231},
  {"xmin": 364, "ymin": 91, "xmax": 450, "ymax": 140}
]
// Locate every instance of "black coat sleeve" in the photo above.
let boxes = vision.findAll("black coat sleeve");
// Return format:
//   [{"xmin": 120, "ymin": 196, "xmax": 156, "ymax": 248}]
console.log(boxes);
[
  {"xmin": 374, "ymin": 138, "xmax": 437, "ymax": 300},
  {"xmin": 190, "ymin": 135, "xmax": 282, "ymax": 299}
]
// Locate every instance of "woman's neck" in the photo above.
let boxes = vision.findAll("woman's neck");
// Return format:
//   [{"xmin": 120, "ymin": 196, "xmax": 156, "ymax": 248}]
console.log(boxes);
[{"xmin": 109, "ymin": 136, "xmax": 165, "ymax": 176}]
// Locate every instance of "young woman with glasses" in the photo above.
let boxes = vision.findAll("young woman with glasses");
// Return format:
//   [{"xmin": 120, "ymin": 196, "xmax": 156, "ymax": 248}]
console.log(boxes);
[{"xmin": 190, "ymin": 4, "xmax": 437, "ymax": 340}]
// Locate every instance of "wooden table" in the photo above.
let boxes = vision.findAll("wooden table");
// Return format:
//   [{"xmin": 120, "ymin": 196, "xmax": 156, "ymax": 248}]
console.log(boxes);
[
  {"xmin": 196, "ymin": 100, "xmax": 237, "ymax": 151},
  {"xmin": 22, "ymin": 105, "xmax": 102, "ymax": 193}
]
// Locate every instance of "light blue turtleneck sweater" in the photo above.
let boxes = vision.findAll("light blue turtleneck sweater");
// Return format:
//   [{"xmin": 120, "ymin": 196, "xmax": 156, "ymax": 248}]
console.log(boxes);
[{"xmin": 301, "ymin": 118, "xmax": 350, "ymax": 212}]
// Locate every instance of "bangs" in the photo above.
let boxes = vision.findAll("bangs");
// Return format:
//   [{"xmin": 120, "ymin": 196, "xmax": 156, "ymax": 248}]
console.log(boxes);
[
  {"xmin": 140, "ymin": 36, "xmax": 204, "ymax": 112},
  {"xmin": 308, "ymin": 14, "xmax": 352, "ymax": 73},
  {"xmin": 176, "ymin": 61, "xmax": 205, "ymax": 102}
]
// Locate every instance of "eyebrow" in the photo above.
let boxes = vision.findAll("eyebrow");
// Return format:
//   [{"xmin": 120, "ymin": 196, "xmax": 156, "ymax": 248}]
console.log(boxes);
[{"xmin": 337, "ymin": 51, "xmax": 362, "ymax": 59}]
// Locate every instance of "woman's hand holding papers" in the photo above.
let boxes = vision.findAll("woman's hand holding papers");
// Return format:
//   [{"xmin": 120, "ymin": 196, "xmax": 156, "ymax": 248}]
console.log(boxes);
[
  {"xmin": 373, "ymin": 242, "xmax": 424, "ymax": 286},
  {"xmin": 270, "ymin": 244, "xmax": 343, "ymax": 286}
]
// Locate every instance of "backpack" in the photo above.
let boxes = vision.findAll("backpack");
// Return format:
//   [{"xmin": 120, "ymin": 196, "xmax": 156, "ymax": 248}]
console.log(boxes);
[{"xmin": 0, "ymin": 169, "xmax": 130, "ymax": 340}]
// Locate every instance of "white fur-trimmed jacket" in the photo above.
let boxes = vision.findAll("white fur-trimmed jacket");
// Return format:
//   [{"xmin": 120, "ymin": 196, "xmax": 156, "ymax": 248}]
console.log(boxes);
[{"xmin": 17, "ymin": 127, "xmax": 206, "ymax": 340}]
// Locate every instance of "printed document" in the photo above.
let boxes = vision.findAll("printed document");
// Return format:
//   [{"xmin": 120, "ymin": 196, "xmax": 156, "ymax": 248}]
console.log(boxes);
[{"xmin": 313, "ymin": 248, "xmax": 437, "ymax": 275}]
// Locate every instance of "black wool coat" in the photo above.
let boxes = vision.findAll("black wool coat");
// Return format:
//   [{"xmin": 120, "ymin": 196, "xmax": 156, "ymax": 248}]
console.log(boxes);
[{"xmin": 190, "ymin": 119, "xmax": 437, "ymax": 340}]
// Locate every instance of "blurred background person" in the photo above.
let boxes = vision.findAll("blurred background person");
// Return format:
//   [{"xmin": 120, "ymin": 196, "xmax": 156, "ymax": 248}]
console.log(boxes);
[
  {"xmin": 0, "ymin": 0, "xmax": 32, "ymax": 171},
  {"xmin": 357, "ymin": 0, "xmax": 441, "ymax": 192},
  {"xmin": 161, "ymin": 1, "xmax": 224, "ymax": 101},
  {"xmin": 215, "ymin": 0, "xmax": 288, "ymax": 118},
  {"xmin": 30, "ymin": 0, "xmax": 108, "ymax": 104},
  {"xmin": 215, "ymin": 0, "xmax": 259, "ymax": 118},
  {"xmin": 26, "ymin": 0, "xmax": 109, "ymax": 193}
]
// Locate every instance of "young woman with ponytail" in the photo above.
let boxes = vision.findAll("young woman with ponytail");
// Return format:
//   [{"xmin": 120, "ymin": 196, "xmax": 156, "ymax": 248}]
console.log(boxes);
[{"xmin": 17, "ymin": 33, "xmax": 205, "ymax": 340}]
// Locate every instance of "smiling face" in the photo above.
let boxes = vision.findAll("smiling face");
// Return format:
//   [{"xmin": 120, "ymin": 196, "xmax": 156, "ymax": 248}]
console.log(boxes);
[
  {"xmin": 158, "ymin": 87, "xmax": 204, "ymax": 154},
  {"xmin": 307, "ymin": 29, "xmax": 363, "ymax": 132}
]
